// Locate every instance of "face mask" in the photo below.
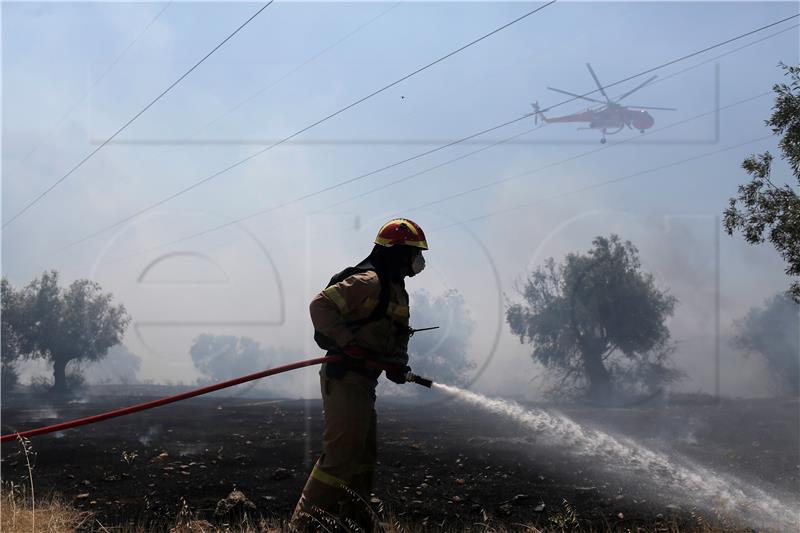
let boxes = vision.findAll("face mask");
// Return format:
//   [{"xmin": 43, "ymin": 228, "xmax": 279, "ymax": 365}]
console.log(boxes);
[{"xmin": 410, "ymin": 253, "xmax": 426, "ymax": 276}]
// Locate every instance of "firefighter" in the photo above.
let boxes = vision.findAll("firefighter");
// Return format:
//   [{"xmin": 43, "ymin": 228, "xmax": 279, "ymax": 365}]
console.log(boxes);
[{"xmin": 290, "ymin": 218, "xmax": 428, "ymax": 532}]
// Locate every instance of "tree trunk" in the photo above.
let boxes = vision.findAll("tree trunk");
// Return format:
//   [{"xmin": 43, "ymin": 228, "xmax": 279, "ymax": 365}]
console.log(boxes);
[
  {"xmin": 582, "ymin": 350, "xmax": 612, "ymax": 401},
  {"xmin": 53, "ymin": 356, "xmax": 69, "ymax": 393}
]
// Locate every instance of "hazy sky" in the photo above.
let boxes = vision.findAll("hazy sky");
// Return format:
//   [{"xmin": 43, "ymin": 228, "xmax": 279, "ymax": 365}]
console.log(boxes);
[{"xmin": 2, "ymin": 1, "xmax": 798, "ymax": 398}]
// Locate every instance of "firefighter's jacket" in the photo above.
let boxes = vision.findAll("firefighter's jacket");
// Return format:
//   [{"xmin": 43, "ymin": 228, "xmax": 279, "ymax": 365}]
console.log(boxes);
[{"xmin": 310, "ymin": 271, "xmax": 410, "ymax": 367}]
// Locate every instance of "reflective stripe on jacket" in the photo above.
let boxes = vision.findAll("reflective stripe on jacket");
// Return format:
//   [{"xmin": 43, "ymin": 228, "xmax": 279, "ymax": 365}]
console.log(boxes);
[{"xmin": 310, "ymin": 271, "xmax": 409, "ymax": 366}]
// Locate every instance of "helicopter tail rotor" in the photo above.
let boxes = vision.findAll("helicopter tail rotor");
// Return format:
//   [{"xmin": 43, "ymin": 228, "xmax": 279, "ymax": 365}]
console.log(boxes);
[{"xmin": 530, "ymin": 101, "xmax": 543, "ymax": 124}]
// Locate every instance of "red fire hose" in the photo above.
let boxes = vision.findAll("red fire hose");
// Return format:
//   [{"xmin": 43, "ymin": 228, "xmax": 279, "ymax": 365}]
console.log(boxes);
[{"xmin": 1, "ymin": 355, "xmax": 338, "ymax": 443}]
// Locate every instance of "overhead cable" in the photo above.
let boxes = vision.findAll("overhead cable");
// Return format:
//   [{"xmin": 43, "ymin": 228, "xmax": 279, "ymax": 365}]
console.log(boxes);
[
  {"xmin": 3, "ymin": 1, "xmax": 275, "ymax": 228},
  {"xmin": 19, "ymin": 1, "xmax": 173, "ymax": 164},
  {"xmin": 47, "ymin": 1, "xmax": 558, "ymax": 247},
  {"xmin": 432, "ymin": 135, "xmax": 775, "ymax": 232},
  {"xmin": 42, "ymin": 12, "xmax": 798, "ymax": 261}
]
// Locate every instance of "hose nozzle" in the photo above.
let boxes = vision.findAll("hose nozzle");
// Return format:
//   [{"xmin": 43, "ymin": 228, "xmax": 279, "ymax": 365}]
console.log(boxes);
[{"xmin": 406, "ymin": 372, "xmax": 433, "ymax": 388}]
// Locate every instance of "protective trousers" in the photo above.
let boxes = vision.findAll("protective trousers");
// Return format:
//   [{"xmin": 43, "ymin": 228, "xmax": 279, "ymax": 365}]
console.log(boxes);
[{"xmin": 291, "ymin": 365, "xmax": 378, "ymax": 532}]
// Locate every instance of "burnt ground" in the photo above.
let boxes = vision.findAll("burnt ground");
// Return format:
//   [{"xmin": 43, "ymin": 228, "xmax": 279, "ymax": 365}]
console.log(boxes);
[{"xmin": 1, "ymin": 390, "xmax": 798, "ymax": 532}]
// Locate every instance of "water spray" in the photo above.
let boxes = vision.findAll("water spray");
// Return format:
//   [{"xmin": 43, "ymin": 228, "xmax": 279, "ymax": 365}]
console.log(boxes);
[{"xmin": 431, "ymin": 382, "xmax": 799, "ymax": 531}]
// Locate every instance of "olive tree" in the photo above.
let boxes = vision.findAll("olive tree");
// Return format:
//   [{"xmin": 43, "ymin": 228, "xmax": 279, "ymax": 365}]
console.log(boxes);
[
  {"xmin": 2, "ymin": 278, "xmax": 25, "ymax": 390},
  {"xmin": 11, "ymin": 271, "xmax": 130, "ymax": 393},
  {"xmin": 733, "ymin": 292, "xmax": 799, "ymax": 396},
  {"xmin": 507, "ymin": 235, "xmax": 681, "ymax": 401},
  {"xmin": 725, "ymin": 63, "xmax": 800, "ymax": 301}
]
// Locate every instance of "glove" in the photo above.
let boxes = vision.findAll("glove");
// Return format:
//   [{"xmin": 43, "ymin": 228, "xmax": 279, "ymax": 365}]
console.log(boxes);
[{"xmin": 385, "ymin": 365, "xmax": 411, "ymax": 385}]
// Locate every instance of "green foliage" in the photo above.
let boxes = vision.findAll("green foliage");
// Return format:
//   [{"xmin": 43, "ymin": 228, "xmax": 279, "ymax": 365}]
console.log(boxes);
[
  {"xmin": 1, "ymin": 271, "xmax": 130, "ymax": 393},
  {"xmin": 507, "ymin": 235, "xmax": 681, "ymax": 400},
  {"xmin": 2, "ymin": 278, "xmax": 25, "ymax": 391},
  {"xmin": 732, "ymin": 292, "xmax": 799, "ymax": 396},
  {"xmin": 2, "ymin": 278, "xmax": 25, "ymax": 364},
  {"xmin": 724, "ymin": 63, "xmax": 800, "ymax": 302}
]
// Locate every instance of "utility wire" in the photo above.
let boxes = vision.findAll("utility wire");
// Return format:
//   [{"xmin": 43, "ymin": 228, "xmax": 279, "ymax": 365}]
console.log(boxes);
[
  {"xmin": 534, "ymin": 13, "xmax": 798, "ymax": 116},
  {"xmin": 160, "ymin": 0, "xmax": 404, "ymax": 154},
  {"xmin": 101, "ymin": 20, "xmax": 800, "ymax": 148},
  {"xmin": 611, "ymin": 22, "xmax": 798, "ymax": 98},
  {"xmin": 44, "ymin": 12, "xmax": 798, "ymax": 262},
  {"xmin": 393, "ymin": 92, "xmax": 772, "ymax": 217},
  {"xmin": 432, "ymin": 134, "xmax": 774, "ymax": 232},
  {"xmin": 303, "ymin": 14, "xmax": 799, "ymax": 214},
  {"xmin": 102, "ymin": 94, "xmax": 769, "ymax": 266},
  {"xmin": 60, "ymin": 114, "xmax": 538, "ymax": 254},
  {"xmin": 19, "ymin": 2, "xmax": 173, "ymax": 165},
  {"xmin": 311, "ymin": 124, "xmax": 547, "ymax": 214},
  {"xmin": 3, "ymin": 1, "xmax": 275, "ymax": 228},
  {"xmin": 48, "ymin": 1, "xmax": 558, "ymax": 251},
  {"xmin": 315, "ymin": 22, "xmax": 798, "ymax": 211},
  {"xmin": 320, "ymin": 20, "xmax": 796, "ymax": 214},
  {"xmin": 239, "ymin": 91, "xmax": 773, "ymax": 238}
]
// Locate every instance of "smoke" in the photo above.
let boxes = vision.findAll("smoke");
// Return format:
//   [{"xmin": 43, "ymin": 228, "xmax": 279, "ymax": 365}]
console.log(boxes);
[
  {"xmin": 82, "ymin": 344, "xmax": 142, "ymax": 385},
  {"xmin": 33, "ymin": 205, "xmax": 788, "ymax": 401},
  {"xmin": 7, "ymin": 344, "xmax": 143, "ymax": 389},
  {"xmin": 191, "ymin": 334, "xmax": 272, "ymax": 383},
  {"xmin": 434, "ymin": 383, "xmax": 799, "ymax": 531},
  {"xmin": 489, "ymin": 209, "xmax": 795, "ymax": 399},
  {"xmin": 4, "ymin": 211, "xmax": 793, "ymax": 401},
  {"xmin": 731, "ymin": 292, "xmax": 800, "ymax": 396},
  {"xmin": 406, "ymin": 289, "xmax": 476, "ymax": 385},
  {"xmin": 189, "ymin": 333, "xmax": 308, "ymax": 398}
]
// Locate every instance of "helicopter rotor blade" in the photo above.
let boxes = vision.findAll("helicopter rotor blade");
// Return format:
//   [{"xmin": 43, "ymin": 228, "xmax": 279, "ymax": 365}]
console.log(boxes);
[
  {"xmin": 586, "ymin": 63, "xmax": 611, "ymax": 103},
  {"xmin": 547, "ymin": 87, "xmax": 605, "ymax": 104},
  {"xmin": 626, "ymin": 105, "xmax": 678, "ymax": 111},
  {"xmin": 613, "ymin": 75, "xmax": 658, "ymax": 102}
]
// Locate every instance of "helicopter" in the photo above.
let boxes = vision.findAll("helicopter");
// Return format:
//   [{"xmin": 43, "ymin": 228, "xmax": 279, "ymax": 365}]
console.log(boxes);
[{"xmin": 529, "ymin": 63, "xmax": 676, "ymax": 143}]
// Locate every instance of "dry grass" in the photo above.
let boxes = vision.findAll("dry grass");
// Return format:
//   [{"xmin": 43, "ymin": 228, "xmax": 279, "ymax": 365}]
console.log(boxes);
[
  {"xmin": 0, "ymin": 490, "xmax": 772, "ymax": 533},
  {"xmin": 1, "ymin": 484, "xmax": 90, "ymax": 533}
]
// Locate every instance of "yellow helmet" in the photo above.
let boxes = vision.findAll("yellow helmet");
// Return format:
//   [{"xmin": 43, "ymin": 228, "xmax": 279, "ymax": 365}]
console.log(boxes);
[{"xmin": 374, "ymin": 218, "xmax": 428, "ymax": 250}]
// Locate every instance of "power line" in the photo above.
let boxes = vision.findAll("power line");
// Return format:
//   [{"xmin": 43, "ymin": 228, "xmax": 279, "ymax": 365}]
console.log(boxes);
[
  {"xmin": 19, "ymin": 1, "xmax": 173, "ymax": 164},
  {"xmin": 60, "ymin": 114, "xmax": 538, "ymax": 254},
  {"xmin": 534, "ymin": 13, "xmax": 799, "ymax": 116},
  {"xmin": 302, "ymin": 92, "xmax": 769, "ymax": 229},
  {"xmin": 327, "ymin": 22, "xmax": 799, "ymax": 210},
  {"xmin": 165, "ymin": 0, "xmax": 404, "ymax": 152},
  {"xmin": 250, "ymin": 91, "xmax": 771, "ymax": 238},
  {"xmin": 83, "ymin": 19, "xmax": 798, "ymax": 151},
  {"xmin": 321, "ymin": 21, "xmax": 797, "ymax": 214},
  {"xmin": 47, "ymin": 1, "xmax": 558, "ymax": 251},
  {"xmin": 611, "ymin": 22, "xmax": 798, "ymax": 98},
  {"xmin": 2, "ymin": 1, "xmax": 275, "ymax": 228},
  {"xmin": 312, "ymin": 124, "xmax": 547, "ymax": 214},
  {"xmin": 102, "ymin": 94, "xmax": 768, "ymax": 266},
  {"xmin": 432, "ymin": 134, "xmax": 774, "ymax": 232},
  {"xmin": 44, "ymin": 12, "xmax": 798, "ymax": 262},
  {"xmin": 392, "ymin": 92, "xmax": 772, "ymax": 217},
  {"xmin": 301, "ymin": 14, "xmax": 799, "ymax": 216},
  {"xmin": 105, "ymin": 130, "xmax": 771, "ymax": 266}
]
